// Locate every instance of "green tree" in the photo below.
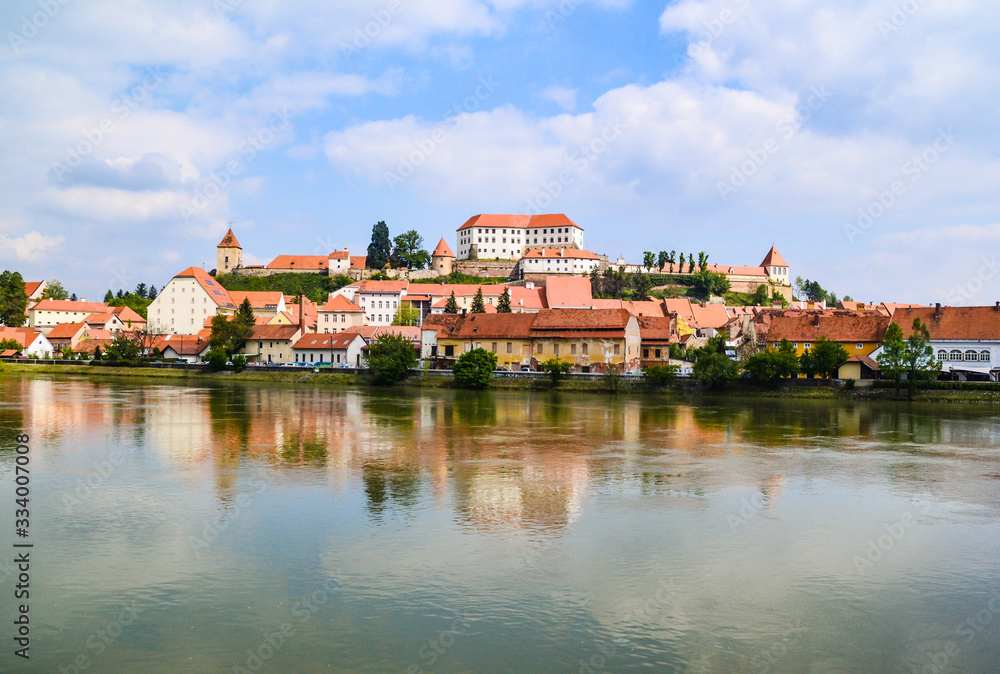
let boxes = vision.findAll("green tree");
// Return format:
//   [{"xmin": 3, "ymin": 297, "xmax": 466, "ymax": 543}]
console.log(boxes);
[
  {"xmin": 691, "ymin": 270, "xmax": 731, "ymax": 299},
  {"xmin": 60, "ymin": 345, "xmax": 75, "ymax": 359},
  {"xmin": 392, "ymin": 304, "xmax": 420, "ymax": 326},
  {"xmin": 147, "ymin": 285, "xmax": 158, "ymax": 300},
  {"xmin": 898, "ymin": 318, "xmax": 939, "ymax": 393},
  {"xmin": 877, "ymin": 322, "xmax": 907, "ymax": 393},
  {"xmin": 209, "ymin": 300, "xmax": 255, "ymax": 357},
  {"xmin": 631, "ymin": 273, "xmax": 652, "ymax": 300},
  {"xmin": 452, "ymin": 347, "xmax": 497, "ymax": 388},
  {"xmin": 365, "ymin": 332, "xmax": 419, "ymax": 385},
  {"xmin": 688, "ymin": 254, "xmax": 696, "ymax": 274},
  {"xmin": 643, "ymin": 251, "xmax": 655, "ymax": 270},
  {"xmin": 771, "ymin": 290, "xmax": 787, "ymax": 308},
  {"xmin": 678, "ymin": 253, "xmax": 685, "ymax": 273},
  {"xmin": 692, "ymin": 335, "xmax": 739, "ymax": 388},
  {"xmin": 657, "ymin": 251, "xmax": 669, "ymax": 270},
  {"xmin": 601, "ymin": 363, "xmax": 627, "ymax": 393},
  {"xmin": 497, "ymin": 287, "xmax": 512, "ymax": 313},
  {"xmin": 668, "ymin": 251, "xmax": 676, "ymax": 273},
  {"xmin": 643, "ymin": 364, "xmax": 679, "ymax": 387},
  {"xmin": 104, "ymin": 289, "xmax": 114, "ymax": 303},
  {"xmin": 40, "ymin": 279, "xmax": 68, "ymax": 301},
  {"xmin": 542, "ymin": 358, "xmax": 572, "ymax": 387},
  {"xmin": 92, "ymin": 345, "xmax": 102, "ymax": 361},
  {"xmin": 810, "ymin": 337, "xmax": 850, "ymax": 378},
  {"xmin": 749, "ymin": 284, "xmax": 770, "ymax": 306},
  {"xmin": 206, "ymin": 347, "xmax": 228, "ymax": 371},
  {"xmin": 0, "ymin": 271, "xmax": 28, "ymax": 327},
  {"xmin": 743, "ymin": 339, "xmax": 799, "ymax": 382},
  {"xmin": 697, "ymin": 252, "xmax": 708, "ymax": 273},
  {"xmin": 0, "ymin": 338, "xmax": 23, "ymax": 352},
  {"xmin": 444, "ymin": 292, "xmax": 459, "ymax": 314},
  {"xmin": 231, "ymin": 353, "xmax": 248, "ymax": 372},
  {"xmin": 392, "ymin": 230, "xmax": 431, "ymax": 270},
  {"xmin": 366, "ymin": 221, "xmax": 392, "ymax": 269},
  {"xmin": 135, "ymin": 283, "xmax": 148, "ymax": 299},
  {"xmin": 107, "ymin": 293, "xmax": 153, "ymax": 319},
  {"xmin": 798, "ymin": 350, "xmax": 818, "ymax": 379},
  {"xmin": 470, "ymin": 287, "xmax": 486, "ymax": 313},
  {"xmin": 105, "ymin": 333, "xmax": 141, "ymax": 363}
]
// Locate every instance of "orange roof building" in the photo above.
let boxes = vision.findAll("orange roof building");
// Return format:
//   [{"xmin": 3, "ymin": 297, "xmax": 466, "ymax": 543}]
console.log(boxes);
[{"xmin": 456, "ymin": 214, "xmax": 584, "ymax": 261}]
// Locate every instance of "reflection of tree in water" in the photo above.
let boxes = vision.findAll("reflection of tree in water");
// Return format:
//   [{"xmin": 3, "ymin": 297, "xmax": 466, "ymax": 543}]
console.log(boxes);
[
  {"xmin": 281, "ymin": 434, "xmax": 328, "ymax": 465},
  {"xmin": 362, "ymin": 462, "xmax": 421, "ymax": 520},
  {"xmin": 450, "ymin": 391, "xmax": 497, "ymax": 429},
  {"xmin": 206, "ymin": 384, "xmax": 253, "ymax": 451},
  {"xmin": 363, "ymin": 391, "xmax": 418, "ymax": 429}
]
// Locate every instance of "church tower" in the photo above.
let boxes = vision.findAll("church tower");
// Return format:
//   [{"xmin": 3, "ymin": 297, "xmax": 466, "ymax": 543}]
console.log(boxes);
[{"xmin": 217, "ymin": 229, "xmax": 242, "ymax": 275}]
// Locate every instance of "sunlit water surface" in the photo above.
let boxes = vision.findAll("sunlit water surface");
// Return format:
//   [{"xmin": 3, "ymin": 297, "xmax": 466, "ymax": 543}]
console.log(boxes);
[{"xmin": 1, "ymin": 376, "xmax": 999, "ymax": 672}]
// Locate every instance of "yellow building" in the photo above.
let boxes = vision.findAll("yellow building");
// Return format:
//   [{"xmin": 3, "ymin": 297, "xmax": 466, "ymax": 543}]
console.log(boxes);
[{"xmin": 753, "ymin": 310, "xmax": 890, "ymax": 376}]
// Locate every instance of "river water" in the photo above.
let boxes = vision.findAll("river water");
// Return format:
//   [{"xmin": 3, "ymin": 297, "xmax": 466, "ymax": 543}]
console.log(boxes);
[{"xmin": 1, "ymin": 376, "xmax": 999, "ymax": 672}]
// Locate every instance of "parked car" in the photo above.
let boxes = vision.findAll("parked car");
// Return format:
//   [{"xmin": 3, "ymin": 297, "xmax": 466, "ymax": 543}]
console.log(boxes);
[{"xmin": 520, "ymin": 365, "xmax": 531, "ymax": 372}]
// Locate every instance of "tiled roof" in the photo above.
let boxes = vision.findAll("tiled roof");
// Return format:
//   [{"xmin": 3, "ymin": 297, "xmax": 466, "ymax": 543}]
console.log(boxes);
[
  {"xmin": 329, "ymin": 250, "xmax": 350, "ymax": 259},
  {"xmin": 46, "ymin": 321, "xmax": 87, "ymax": 339},
  {"xmin": 249, "ymin": 325, "xmax": 301, "ymax": 341},
  {"xmin": 318, "ymin": 295, "xmax": 364, "ymax": 312},
  {"xmin": 153, "ymin": 333, "xmax": 211, "ymax": 356},
  {"xmin": 218, "ymin": 228, "xmax": 241, "ymax": 248},
  {"xmin": 292, "ymin": 333, "xmax": 362, "ymax": 350},
  {"xmin": 110, "ymin": 306, "xmax": 145, "ymax": 323},
  {"xmin": 760, "ymin": 246, "xmax": 788, "ymax": 267},
  {"xmin": 24, "ymin": 282, "xmax": 44, "ymax": 298},
  {"xmin": 892, "ymin": 306, "xmax": 1000, "ymax": 341},
  {"xmin": 0, "ymin": 327, "xmax": 45, "ymax": 348},
  {"xmin": 704, "ymin": 263, "xmax": 768, "ymax": 277},
  {"xmin": 432, "ymin": 238, "xmax": 455, "ymax": 258},
  {"xmin": 74, "ymin": 338, "xmax": 116, "ymax": 355},
  {"xmin": 531, "ymin": 308, "xmax": 633, "ymax": 331},
  {"xmin": 421, "ymin": 314, "xmax": 465, "ymax": 338},
  {"xmin": 755, "ymin": 310, "xmax": 890, "ymax": 343},
  {"xmin": 623, "ymin": 300, "xmax": 666, "ymax": 317},
  {"xmin": 637, "ymin": 316, "xmax": 675, "ymax": 341},
  {"xmin": 545, "ymin": 276, "xmax": 593, "ymax": 308},
  {"xmin": 267, "ymin": 255, "xmax": 330, "ymax": 270},
  {"xmin": 344, "ymin": 325, "xmax": 421, "ymax": 343},
  {"xmin": 175, "ymin": 267, "xmax": 236, "ymax": 308},
  {"xmin": 846, "ymin": 354, "xmax": 880, "ymax": 370},
  {"xmin": 352, "ymin": 280, "xmax": 409, "ymax": 293},
  {"xmin": 350, "ymin": 256, "xmax": 367, "ymax": 270},
  {"xmin": 453, "ymin": 313, "xmax": 538, "ymax": 339},
  {"xmin": 30, "ymin": 300, "xmax": 111, "ymax": 313},
  {"xmin": 229, "ymin": 291, "xmax": 284, "ymax": 310},
  {"xmin": 456, "ymin": 213, "xmax": 583, "ymax": 232},
  {"xmin": 520, "ymin": 248, "xmax": 599, "ymax": 260},
  {"xmin": 690, "ymin": 303, "xmax": 731, "ymax": 330}
]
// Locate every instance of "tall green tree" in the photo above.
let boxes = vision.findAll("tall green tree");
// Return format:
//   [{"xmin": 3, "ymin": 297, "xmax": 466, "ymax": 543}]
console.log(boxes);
[
  {"xmin": 743, "ymin": 339, "xmax": 799, "ymax": 382},
  {"xmin": 366, "ymin": 221, "xmax": 392, "ymax": 269},
  {"xmin": 678, "ymin": 253, "xmax": 685, "ymax": 274},
  {"xmin": 365, "ymin": 332, "xmax": 419, "ymax": 385},
  {"xmin": 147, "ymin": 284, "xmax": 158, "ymax": 300},
  {"xmin": 470, "ymin": 287, "xmax": 486, "ymax": 313},
  {"xmin": 657, "ymin": 251, "xmax": 669, "ymax": 270},
  {"xmin": 104, "ymin": 289, "xmax": 114, "ymax": 303},
  {"xmin": 444, "ymin": 292, "xmax": 459, "ymax": 314},
  {"xmin": 886, "ymin": 318, "xmax": 939, "ymax": 394},
  {"xmin": 877, "ymin": 322, "xmax": 907, "ymax": 393},
  {"xmin": 692, "ymin": 335, "xmax": 739, "ymax": 388},
  {"xmin": 668, "ymin": 251, "xmax": 676, "ymax": 273},
  {"xmin": 643, "ymin": 252, "xmax": 655, "ymax": 270},
  {"xmin": 135, "ymin": 283, "xmax": 148, "ymax": 299},
  {"xmin": 209, "ymin": 299, "xmax": 255, "ymax": 357},
  {"xmin": 631, "ymin": 273, "xmax": 652, "ymax": 300},
  {"xmin": 392, "ymin": 304, "xmax": 420, "ymax": 326},
  {"xmin": 40, "ymin": 279, "xmax": 68, "ymax": 301},
  {"xmin": 688, "ymin": 254, "xmax": 696, "ymax": 274},
  {"xmin": 0, "ymin": 271, "xmax": 28, "ymax": 327},
  {"xmin": 497, "ymin": 287, "xmax": 512, "ymax": 313},
  {"xmin": 391, "ymin": 230, "xmax": 431, "ymax": 270}
]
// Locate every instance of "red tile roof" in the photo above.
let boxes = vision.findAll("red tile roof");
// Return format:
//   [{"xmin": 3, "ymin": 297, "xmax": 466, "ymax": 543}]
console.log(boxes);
[
  {"xmin": 229, "ymin": 291, "xmax": 284, "ymax": 310},
  {"xmin": 249, "ymin": 325, "xmax": 301, "ymax": 341},
  {"xmin": 74, "ymin": 338, "xmax": 116, "ymax": 355},
  {"xmin": 175, "ymin": 267, "xmax": 236, "ymax": 307},
  {"xmin": 531, "ymin": 308, "xmax": 633, "ymax": 331},
  {"xmin": 329, "ymin": 250, "xmax": 350, "ymax": 259},
  {"xmin": 267, "ymin": 255, "xmax": 331, "ymax": 271},
  {"xmin": 318, "ymin": 295, "xmax": 364, "ymax": 312},
  {"xmin": 456, "ymin": 213, "xmax": 583, "ymax": 232},
  {"xmin": 218, "ymin": 228, "xmax": 241, "ymax": 248},
  {"xmin": 623, "ymin": 300, "xmax": 666, "ymax": 317},
  {"xmin": 760, "ymin": 246, "xmax": 788, "ymax": 267},
  {"xmin": 153, "ymin": 333, "xmax": 211, "ymax": 356},
  {"xmin": 846, "ymin": 354, "xmax": 880, "ymax": 370},
  {"xmin": 755, "ymin": 310, "xmax": 890, "ymax": 343},
  {"xmin": 453, "ymin": 313, "xmax": 538, "ymax": 339},
  {"xmin": 892, "ymin": 306, "xmax": 1000, "ymax": 341},
  {"xmin": 545, "ymin": 276, "xmax": 593, "ymax": 308},
  {"xmin": 352, "ymin": 280, "xmax": 409, "ymax": 293},
  {"xmin": 637, "ymin": 316, "xmax": 675, "ymax": 342},
  {"xmin": 350, "ymin": 256, "xmax": 367, "ymax": 270},
  {"xmin": 46, "ymin": 321, "xmax": 87, "ymax": 340},
  {"xmin": 24, "ymin": 282, "xmax": 44, "ymax": 298},
  {"xmin": 0, "ymin": 327, "xmax": 46, "ymax": 349},
  {"xmin": 292, "ymin": 333, "xmax": 362, "ymax": 350},
  {"xmin": 31, "ymin": 300, "xmax": 111, "ymax": 313},
  {"xmin": 521, "ymin": 248, "xmax": 598, "ymax": 260},
  {"xmin": 432, "ymin": 238, "xmax": 455, "ymax": 258},
  {"xmin": 704, "ymin": 263, "xmax": 768, "ymax": 277},
  {"xmin": 421, "ymin": 314, "xmax": 465, "ymax": 339}
]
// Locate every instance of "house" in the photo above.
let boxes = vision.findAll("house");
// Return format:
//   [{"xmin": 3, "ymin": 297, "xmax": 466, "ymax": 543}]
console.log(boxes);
[
  {"xmin": 838, "ymin": 355, "xmax": 881, "ymax": 381},
  {"xmin": 46, "ymin": 322, "xmax": 112, "ymax": 352},
  {"xmin": 753, "ymin": 309, "xmax": 890, "ymax": 360},
  {"xmin": 638, "ymin": 316, "xmax": 678, "ymax": 368},
  {"xmin": 152, "ymin": 333, "xmax": 212, "ymax": 362},
  {"xmin": 515, "ymin": 248, "xmax": 601, "ymax": 278},
  {"xmin": 0, "ymin": 327, "xmax": 53, "ymax": 358},
  {"xmin": 284, "ymin": 297, "xmax": 319, "ymax": 332},
  {"xmin": 884, "ymin": 304, "xmax": 1000, "ymax": 381},
  {"xmin": 420, "ymin": 283, "xmax": 547, "ymax": 318},
  {"xmin": 241, "ymin": 325, "xmax": 304, "ymax": 364},
  {"xmin": 147, "ymin": 266, "xmax": 237, "ymax": 335},
  {"xmin": 28, "ymin": 300, "xmax": 112, "ymax": 334},
  {"xmin": 292, "ymin": 332, "xmax": 366, "ymax": 367},
  {"xmin": 24, "ymin": 281, "xmax": 47, "ymax": 308},
  {"xmin": 545, "ymin": 276, "xmax": 594, "ymax": 309},
  {"xmin": 74, "ymin": 338, "xmax": 117, "ymax": 358},
  {"xmin": 265, "ymin": 249, "xmax": 353, "ymax": 275},
  {"xmin": 317, "ymin": 294, "xmax": 366, "ymax": 334},
  {"xmin": 333, "ymin": 280, "xmax": 409, "ymax": 326},
  {"xmin": 456, "ymin": 213, "xmax": 584, "ymax": 261},
  {"xmin": 423, "ymin": 309, "xmax": 641, "ymax": 373},
  {"xmin": 83, "ymin": 306, "xmax": 146, "ymax": 334}
]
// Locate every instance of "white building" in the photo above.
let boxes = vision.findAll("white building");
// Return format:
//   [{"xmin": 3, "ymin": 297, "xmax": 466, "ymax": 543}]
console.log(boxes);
[
  {"xmin": 0, "ymin": 327, "xmax": 53, "ymax": 358},
  {"xmin": 515, "ymin": 248, "xmax": 601, "ymax": 277},
  {"xmin": 292, "ymin": 332, "xmax": 367, "ymax": 367},
  {"xmin": 456, "ymin": 214, "xmax": 584, "ymax": 261},
  {"xmin": 28, "ymin": 300, "xmax": 112, "ymax": 335},
  {"xmin": 147, "ymin": 266, "xmax": 237, "ymax": 335},
  {"xmin": 332, "ymin": 280, "xmax": 409, "ymax": 326}
]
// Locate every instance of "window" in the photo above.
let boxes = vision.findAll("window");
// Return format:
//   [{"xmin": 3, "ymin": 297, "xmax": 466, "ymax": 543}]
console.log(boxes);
[
  {"xmin": 804, "ymin": 343, "xmax": 812, "ymax": 349},
  {"xmin": 582, "ymin": 343, "xmax": 588, "ymax": 355},
  {"xmin": 655, "ymin": 349, "xmax": 662, "ymax": 358},
  {"xmin": 507, "ymin": 342, "xmax": 512, "ymax": 353},
  {"xmin": 937, "ymin": 350, "xmax": 947, "ymax": 361},
  {"xmin": 949, "ymin": 349, "xmax": 962, "ymax": 361},
  {"xmin": 491, "ymin": 342, "xmax": 497, "ymax": 353},
  {"xmin": 643, "ymin": 348, "xmax": 649, "ymax": 358},
  {"xmin": 856, "ymin": 343, "xmax": 864, "ymax": 349},
  {"xmin": 965, "ymin": 350, "xmax": 979, "ymax": 362},
  {"xmin": 614, "ymin": 344, "xmax": 620, "ymax": 355},
  {"xmin": 537, "ymin": 344, "xmax": 543, "ymax": 354},
  {"xmin": 571, "ymin": 344, "xmax": 577, "ymax": 355},
  {"xmin": 981, "ymin": 350, "xmax": 991, "ymax": 362},
  {"xmin": 445, "ymin": 345, "xmax": 454, "ymax": 357},
  {"xmin": 553, "ymin": 344, "xmax": 559, "ymax": 356}
]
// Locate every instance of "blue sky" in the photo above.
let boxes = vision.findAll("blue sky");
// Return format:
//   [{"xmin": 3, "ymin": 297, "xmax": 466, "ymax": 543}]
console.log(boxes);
[{"xmin": 2, "ymin": 0, "xmax": 999, "ymax": 304}]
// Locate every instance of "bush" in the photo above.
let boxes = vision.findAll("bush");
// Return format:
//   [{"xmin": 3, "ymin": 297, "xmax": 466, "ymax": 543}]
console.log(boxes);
[
  {"xmin": 542, "ymin": 358, "xmax": 572, "ymax": 387},
  {"xmin": 643, "ymin": 364, "xmax": 679, "ymax": 387},
  {"xmin": 452, "ymin": 348, "xmax": 498, "ymax": 389},
  {"xmin": 364, "ymin": 333, "xmax": 419, "ymax": 385},
  {"xmin": 206, "ymin": 347, "xmax": 228, "ymax": 371},
  {"xmin": 231, "ymin": 354, "xmax": 248, "ymax": 372},
  {"xmin": 601, "ymin": 364, "xmax": 627, "ymax": 393}
]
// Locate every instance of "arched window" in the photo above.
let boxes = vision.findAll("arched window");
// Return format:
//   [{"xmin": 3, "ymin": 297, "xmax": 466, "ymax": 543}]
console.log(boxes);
[
  {"xmin": 949, "ymin": 350, "xmax": 963, "ymax": 361},
  {"xmin": 965, "ymin": 350, "xmax": 979, "ymax": 362},
  {"xmin": 937, "ymin": 350, "xmax": 947, "ymax": 361},
  {"xmin": 981, "ymin": 350, "xmax": 991, "ymax": 362}
]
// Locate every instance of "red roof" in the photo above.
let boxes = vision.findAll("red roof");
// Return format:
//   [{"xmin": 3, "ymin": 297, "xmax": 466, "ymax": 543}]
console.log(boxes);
[
  {"xmin": 318, "ymin": 295, "xmax": 364, "ymax": 312},
  {"xmin": 0, "ymin": 327, "xmax": 46, "ymax": 349},
  {"xmin": 175, "ymin": 267, "xmax": 236, "ymax": 308},
  {"xmin": 46, "ymin": 321, "xmax": 87, "ymax": 340},
  {"xmin": 292, "ymin": 333, "xmax": 363, "ymax": 350},
  {"xmin": 31, "ymin": 300, "xmax": 111, "ymax": 313},
  {"xmin": 329, "ymin": 250, "xmax": 350, "ymax": 260},
  {"xmin": 24, "ymin": 282, "xmax": 44, "ymax": 298},
  {"xmin": 229, "ymin": 291, "xmax": 284, "ymax": 310},
  {"xmin": 638, "ymin": 316, "xmax": 675, "ymax": 342},
  {"xmin": 457, "ymin": 213, "xmax": 583, "ymax": 232},
  {"xmin": 432, "ymin": 238, "xmax": 455, "ymax": 258},
  {"xmin": 704, "ymin": 263, "xmax": 768, "ymax": 277},
  {"xmin": 352, "ymin": 280, "xmax": 409, "ymax": 293},
  {"xmin": 545, "ymin": 276, "xmax": 593, "ymax": 308},
  {"xmin": 249, "ymin": 325, "xmax": 301, "ymax": 341},
  {"xmin": 453, "ymin": 313, "xmax": 538, "ymax": 339},
  {"xmin": 760, "ymin": 246, "xmax": 788, "ymax": 268},
  {"xmin": 350, "ymin": 256, "xmax": 367, "ymax": 270},
  {"xmin": 267, "ymin": 255, "xmax": 331, "ymax": 271},
  {"xmin": 520, "ymin": 248, "xmax": 598, "ymax": 260},
  {"xmin": 755, "ymin": 310, "xmax": 890, "ymax": 343},
  {"xmin": 893, "ymin": 306, "xmax": 1000, "ymax": 341},
  {"xmin": 218, "ymin": 228, "xmax": 241, "ymax": 249},
  {"xmin": 153, "ymin": 333, "xmax": 211, "ymax": 356}
]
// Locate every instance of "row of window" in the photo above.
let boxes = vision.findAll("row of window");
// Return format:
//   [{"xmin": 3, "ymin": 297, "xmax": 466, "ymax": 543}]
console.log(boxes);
[
  {"xmin": 295, "ymin": 352, "xmax": 347, "ymax": 363},
  {"xmin": 322, "ymin": 314, "xmax": 348, "ymax": 323},
  {"xmin": 938, "ymin": 349, "xmax": 991, "ymax": 362},
  {"xmin": 359, "ymin": 299, "xmax": 397, "ymax": 309},
  {"xmin": 470, "ymin": 227, "xmax": 574, "ymax": 235}
]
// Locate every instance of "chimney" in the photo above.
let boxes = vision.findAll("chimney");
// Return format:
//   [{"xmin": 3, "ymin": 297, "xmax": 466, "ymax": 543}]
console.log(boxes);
[
  {"xmin": 525, "ymin": 281, "xmax": 534, "ymax": 290},
  {"xmin": 935, "ymin": 302, "xmax": 941, "ymax": 318},
  {"xmin": 814, "ymin": 314, "xmax": 820, "ymax": 328},
  {"xmin": 298, "ymin": 293, "xmax": 306, "ymax": 334},
  {"xmin": 995, "ymin": 301, "xmax": 999, "ymax": 312}
]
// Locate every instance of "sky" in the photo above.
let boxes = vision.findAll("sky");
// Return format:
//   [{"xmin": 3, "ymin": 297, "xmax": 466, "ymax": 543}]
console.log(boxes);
[{"xmin": 1, "ymin": 0, "xmax": 999, "ymax": 305}]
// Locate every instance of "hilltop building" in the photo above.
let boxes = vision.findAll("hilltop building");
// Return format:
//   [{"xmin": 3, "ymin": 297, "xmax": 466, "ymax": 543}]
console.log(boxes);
[{"xmin": 456, "ymin": 214, "xmax": 583, "ymax": 261}]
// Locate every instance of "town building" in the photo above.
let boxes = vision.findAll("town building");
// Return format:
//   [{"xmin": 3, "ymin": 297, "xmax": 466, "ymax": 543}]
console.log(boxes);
[
  {"xmin": 753, "ymin": 309, "xmax": 890, "ymax": 359},
  {"xmin": 28, "ymin": 300, "xmax": 113, "ymax": 335},
  {"xmin": 431, "ymin": 239, "xmax": 455, "ymax": 276},
  {"xmin": 515, "ymin": 248, "xmax": 601, "ymax": 278},
  {"xmin": 317, "ymin": 294, "xmax": 366, "ymax": 334},
  {"xmin": 456, "ymin": 214, "xmax": 584, "ymax": 261},
  {"xmin": 241, "ymin": 325, "xmax": 304, "ymax": 364},
  {"xmin": 333, "ymin": 280, "xmax": 409, "ymax": 326},
  {"xmin": 46, "ymin": 322, "xmax": 112, "ymax": 352},
  {"xmin": 147, "ymin": 266, "xmax": 237, "ymax": 335},
  {"xmin": 0, "ymin": 327, "xmax": 53, "ymax": 358},
  {"xmin": 886, "ymin": 304, "xmax": 1000, "ymax": 381},
  {"xmin": 151, "ymin": 333, "xmax": 212, "ymax": 363},
  {"xmin": 292, "ymin": 332, "xmax": 367, "ymax": 367}
]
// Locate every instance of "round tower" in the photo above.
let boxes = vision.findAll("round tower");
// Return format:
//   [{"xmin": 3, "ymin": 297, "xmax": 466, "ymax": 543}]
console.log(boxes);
[{"xmin": 431, "ymin": 238, "xmax": 455, "ymax": 276}]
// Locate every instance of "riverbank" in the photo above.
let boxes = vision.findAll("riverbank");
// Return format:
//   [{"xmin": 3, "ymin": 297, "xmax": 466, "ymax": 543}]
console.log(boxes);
[{"xmin": 4, "ymin": 361, "xmax": 1000, "ymax": 403}]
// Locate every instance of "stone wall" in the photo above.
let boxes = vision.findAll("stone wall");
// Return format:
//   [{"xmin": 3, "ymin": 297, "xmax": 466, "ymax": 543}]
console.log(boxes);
[{"xmin": 454, "ymin": 260, "xmax": 516, "ymax": 278}]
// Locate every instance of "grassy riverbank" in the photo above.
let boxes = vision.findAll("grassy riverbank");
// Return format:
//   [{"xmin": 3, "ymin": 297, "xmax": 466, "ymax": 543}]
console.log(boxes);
[{"xmin": 3, "ymin": 362, "xmax": 1000, "ymax": 402}]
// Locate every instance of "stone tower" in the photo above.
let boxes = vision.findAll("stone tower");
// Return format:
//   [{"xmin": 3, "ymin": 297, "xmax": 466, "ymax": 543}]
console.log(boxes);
[
  {"xmin": 431, "ymin": 238, "xmax": 455, "ymax": 276},
  {"xmin": 217, "ymin": 228, "xmax": 242, "ymax": 275}
]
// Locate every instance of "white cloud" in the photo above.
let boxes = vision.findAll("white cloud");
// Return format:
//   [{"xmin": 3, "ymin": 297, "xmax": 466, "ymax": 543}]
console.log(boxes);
[
  {"xmin": 0, "ymin": 231, "xmax": 64, "ymax": 262},
  {"xmin": 542, "ymin": 86, "xmax": 578, "ymax": 111}
]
